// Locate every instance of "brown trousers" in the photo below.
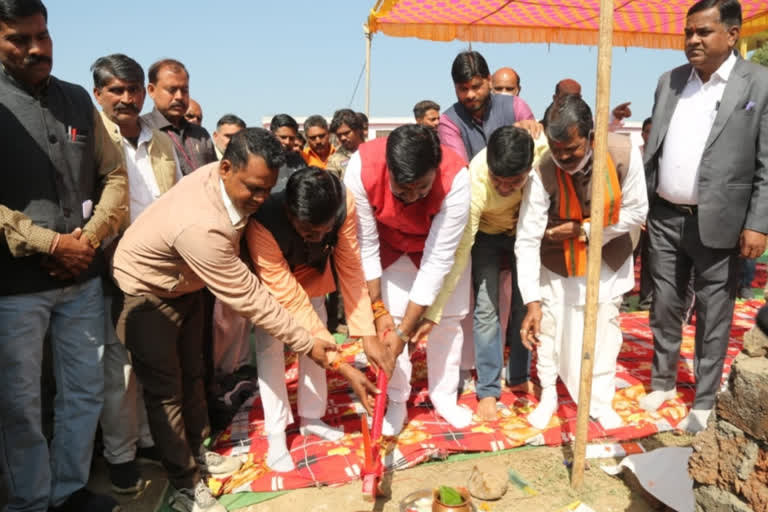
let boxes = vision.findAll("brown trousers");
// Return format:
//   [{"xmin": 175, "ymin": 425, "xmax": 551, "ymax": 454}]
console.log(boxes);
[{"xmin": 116, "ymin": 290, "xmax": 209, "ymax": 490}]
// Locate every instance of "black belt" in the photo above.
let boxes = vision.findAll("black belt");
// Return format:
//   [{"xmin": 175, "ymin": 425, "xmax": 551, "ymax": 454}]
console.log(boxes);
[{"xmin": 656, "ymin": 196, "xmax": 697, "ymax": 215}]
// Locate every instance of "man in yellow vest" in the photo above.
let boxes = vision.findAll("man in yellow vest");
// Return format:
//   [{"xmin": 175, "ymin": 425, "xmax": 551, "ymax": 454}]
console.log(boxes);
[
  {"xmin": 516, "ymin": 95, "xmax": 648, "ymax": 431},
  {"xmin": 92, "ymin": 53, "xmax": 182, "ymax": 496}
]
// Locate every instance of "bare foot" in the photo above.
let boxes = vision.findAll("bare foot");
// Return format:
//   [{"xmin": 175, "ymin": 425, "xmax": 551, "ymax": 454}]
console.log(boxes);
[
  {"xmin": 476, "ymin": 396, "xmax": 498, "ymax": 421},
  {"xmin": 505, "ymin": 380, "xmax": 540, "ymax": 398}
]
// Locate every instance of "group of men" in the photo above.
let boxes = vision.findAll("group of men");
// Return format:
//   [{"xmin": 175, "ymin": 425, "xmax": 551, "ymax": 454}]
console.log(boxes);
[{"xmin": 2, "ymin": 0, "xmax": 767, "ymax": 511}]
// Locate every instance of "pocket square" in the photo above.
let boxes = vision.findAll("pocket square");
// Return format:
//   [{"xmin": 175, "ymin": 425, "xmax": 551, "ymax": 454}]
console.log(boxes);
[{"xmin": 745, "ymin": 101, "xmax": 756, "ymax": 111}]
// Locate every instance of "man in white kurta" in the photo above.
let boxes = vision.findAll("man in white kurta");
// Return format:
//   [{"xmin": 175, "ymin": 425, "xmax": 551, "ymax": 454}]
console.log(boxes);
[
  {"xmin": 515, "ymin": 95, "xmax": 647, "ymax": 430},
  {"xmin": 345, "ymin": 124, "xmax": 472, "ymax": 435}
]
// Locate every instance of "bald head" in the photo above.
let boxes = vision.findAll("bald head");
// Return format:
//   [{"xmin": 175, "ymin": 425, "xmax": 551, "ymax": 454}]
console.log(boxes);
[
  {"xmin": 554, "ymin": 79, "xmax": 582, "ymax": 102},
  {"xmin": 185, "ymin": 99, "xmax": 203, "ymax": 125},
  {"xmin": 491, "ymin": 67, "xmax": 521, "ymax": 96}
]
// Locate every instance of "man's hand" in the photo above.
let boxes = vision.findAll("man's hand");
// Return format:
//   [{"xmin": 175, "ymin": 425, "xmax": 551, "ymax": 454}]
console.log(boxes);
[
  {"xmin": 520, "ymin": 301, "xmax": 542, "ymax": 351},
  {"xmin": 513, "ymin": 119, "xmax": 543, "ymax": 139},
  {"xmin": 306, "ymin": 337, "xmax": 340, "ymax": 368},
  {"xmin": 740, "ymin": 229, "xmax": 767, "ymax": 259},
  {"xmin": 544, "ymin": 221, "xmax": 582, "ymax": 242},
  {"xmin": 612, "ymin": 102, "xmax": 632, "ymax": 121},
  {"xmin": 409, "ymin": 318, "xmax": 435, "ymax": 344},
  {"xmin": 337, "ymin": 363, "xmax": 379, "ymax": 416},
  {"xmin": 362, "ymin": 335, "xmax": 396, "ymax": 379},
  {"xmin": 41, "ymin": 259, "xmax": 75, "ymax": 281},
  {"xmin": 375, "ymin": 314, "xmax": 407, "ymax": 358},
  {"xmin": 51, "ymin": 228, "xmax": 95, "ymax": 276}
]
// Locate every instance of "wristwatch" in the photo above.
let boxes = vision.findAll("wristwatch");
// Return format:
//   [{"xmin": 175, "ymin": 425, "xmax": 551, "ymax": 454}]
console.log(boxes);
[{"xmin": 395, "ymin": 326, "xmax": 410, "ymax": 343}]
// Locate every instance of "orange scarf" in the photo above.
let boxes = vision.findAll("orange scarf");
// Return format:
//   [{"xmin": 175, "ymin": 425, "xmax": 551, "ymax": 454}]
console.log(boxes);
[{"xmin": 555, "ymin": 155, "xmax": 622, "ymax": 277}]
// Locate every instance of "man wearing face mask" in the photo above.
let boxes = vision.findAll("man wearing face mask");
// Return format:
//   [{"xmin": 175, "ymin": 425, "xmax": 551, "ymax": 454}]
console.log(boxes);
[
  {"xmin": 345, "ymin": 124, "xmax": 473, "ymax": 435},
  {"xmin": 417, "ymin": 126, "xmax": 537, "ymax": 422},
  {"xmin": 515, "ymin": 95, "xmax": 648, "ymax": 431},
  {"xmin": 245, "ymin": 167, "xmax": 396, "ymax": 472}
]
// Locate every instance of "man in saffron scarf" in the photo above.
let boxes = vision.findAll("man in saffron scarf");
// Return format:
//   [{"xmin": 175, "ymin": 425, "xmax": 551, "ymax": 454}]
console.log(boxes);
[{"xmin": 515, "ymin": 95, "xmax": 648, "ymax": 430}]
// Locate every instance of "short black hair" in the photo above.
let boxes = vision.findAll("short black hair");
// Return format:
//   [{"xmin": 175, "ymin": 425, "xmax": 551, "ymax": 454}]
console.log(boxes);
[
  {"xmin": 687, "ymin": 0, "xmax": 742, "ymax": 27},
  {"xmin": 0, "ymin": 0, "xmax": 46, "ymax": 23},
  {"xmin": 285, "ymin": 167, "xmax": 342, "ymax": 225},
  {"xmin": 451, "ymin": 51, "xmax": 490, "ymax": 84},
  {"xmin": 385, "ymin": 124, "xmax": 442, "ymax": 184},
  {"xmin": 486, "ymin": 126, "xmax": 534, "ymax": 177},
  {"xmin": 270, "ymin": 113, "xmax": 299, "ymax": 133},
  {"xmin": 330, "ymin": 108, "xmax": 363, "ymax": 133},
  {"xmin": 147, "ymin": 59, "xmax": 188, "ymax": 84},
  {"xmin": 223, "ymin": 127, "xmax": 285, "ymax": 171},
  {"xmin": 642, "ymin": 117, "xmax": 652, "ymax": 130},
  {"xmin": 217, "ymin": 114, "xmax": 245, "ymax": 129},
  {"xmin": 356, "ymin": 112, "xmax": 368, "ymax": 125},
  {"xmin": 544, "ymin": 94, "xmax": 594, "ymax": 143},
  {"xmin": 304, "ymin": 115, "xmax": 328, "ymax": 132},
  {"xmin": 413, "ymin": 100, "xmax": 440, "ymax": 120},
  {"xmin": 91, "ymin": 54, "xmax": 144, "ymax": 90}
]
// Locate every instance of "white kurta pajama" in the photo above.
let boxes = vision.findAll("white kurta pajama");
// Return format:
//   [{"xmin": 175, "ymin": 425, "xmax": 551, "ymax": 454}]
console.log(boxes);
[
  {"xmin": 344, "ymin": 152, "xmax": 472, "ymax": 427},
  {"xmin": 515, "ymin": 143, "xmax": 647, "ymax": 419}
]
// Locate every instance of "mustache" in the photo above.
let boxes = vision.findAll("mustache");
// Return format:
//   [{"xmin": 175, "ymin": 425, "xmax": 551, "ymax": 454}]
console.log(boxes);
[
  {"xmin": 24, "ymin": 55, "xmax": 51, "ymax": 66},
  {"xmin": 170, "ymin": 101, "xmax": 186, "ymax": 109},
  {"xmin": 115, "ymin": 102, "xmax": 139, "ymax": 113}
]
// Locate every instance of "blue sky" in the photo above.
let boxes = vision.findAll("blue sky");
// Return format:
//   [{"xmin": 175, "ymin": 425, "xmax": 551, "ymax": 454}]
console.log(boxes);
[{"xmin": 47, "ymin": 1, "xmax": 687, "ymax": 134}]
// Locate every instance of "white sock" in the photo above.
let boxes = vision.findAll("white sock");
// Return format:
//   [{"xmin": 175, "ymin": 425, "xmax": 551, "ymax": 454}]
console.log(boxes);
[
  {"xmin": 266, "ymin": 433, "xmax": 295, "ymax": 472},
  {"xmin": 299, "ymin": 418, "xmax": 345, "ymax": 441},
  {"xmin": 435, "ymin": 403, "xmax": 473, "ymax": 429},
  {"xmin": 528, "ymin": 387, "xmax": 558, "ymax": 430},
  {"xmin": 382, "ymin": 400, "xmax": 408, "ymax": 436},
  {"xmin": 595, "ymin": 409, "xmax": 623, "ymax": 430},
  {"xmin": 638, "ymin": 388, "xmax": 677, "ymax": 412},
  {"xmin": 678, "ymin": 408, "xmax": 712, "ymax": 433}
]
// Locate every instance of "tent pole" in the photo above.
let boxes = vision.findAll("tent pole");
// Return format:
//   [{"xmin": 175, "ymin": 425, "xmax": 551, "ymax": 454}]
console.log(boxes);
[
  {"xmin": 365, "ymin": 24, "xmax": 372, "ymax": 119},
  {"xmin": 571, "ymin": 0, "xmax": 614, "ymax": 490}
]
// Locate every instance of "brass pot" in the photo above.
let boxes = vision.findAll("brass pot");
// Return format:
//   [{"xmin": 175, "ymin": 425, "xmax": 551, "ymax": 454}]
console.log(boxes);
[{"xmin": 431, "ymin": 487, "xmax": 472, "ymax": 512}]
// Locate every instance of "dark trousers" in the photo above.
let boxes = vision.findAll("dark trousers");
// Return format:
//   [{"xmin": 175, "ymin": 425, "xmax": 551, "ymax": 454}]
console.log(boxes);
[
  {"xmin": 638, "ymin": 229, "xmax": 653, "ymax": 307},
  {"xmin": 647, "ymin": 201, "xmax": 739, "ymax": 409},
  {"xmin": 116, "ymin": 290, "xmax": 210, "ymax": 490}
]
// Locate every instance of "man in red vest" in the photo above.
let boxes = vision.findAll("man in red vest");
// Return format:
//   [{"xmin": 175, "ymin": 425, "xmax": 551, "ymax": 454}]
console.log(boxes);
[{"xmin": 344, "ymin": 124, "xmax": 473, "ymax": 435}]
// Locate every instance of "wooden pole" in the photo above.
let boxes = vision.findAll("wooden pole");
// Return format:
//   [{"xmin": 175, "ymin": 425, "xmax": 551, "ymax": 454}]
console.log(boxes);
[
  {"xmin": 364, "ymin": 24, "xmax": 372, "ymax": 119},
  {"xmin": 571, "ymin": 0, "xmax": 614, "ymax": 490}
]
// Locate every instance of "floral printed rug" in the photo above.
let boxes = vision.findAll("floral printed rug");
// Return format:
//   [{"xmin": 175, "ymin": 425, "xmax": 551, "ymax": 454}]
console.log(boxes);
[{"xmin": 207, "ymin": 299, "xmax": 761, "ymax": 495}]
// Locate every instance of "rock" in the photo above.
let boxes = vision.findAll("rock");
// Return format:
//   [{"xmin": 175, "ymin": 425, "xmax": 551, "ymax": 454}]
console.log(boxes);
[
  {"xmin": 742, "ymin": 447, "xmax": 768, "ymax": 512},
  {"xmin": 693, "ymin": 485, "xmax": 753, "ymax": 512},
  {"xmin": 716, "ymin": 356, "xmax": 768, "ymax": 442},
  {"xmin": 467, "ymin": 465, "xmax": 507, "ymax": 501},
  {"xmin": 689, "ymin": 427, "xmax": 719, "ymax": 485},
  {"xmin": 742, "ymin": 325, "xmax": 768, "ymax": 357}
]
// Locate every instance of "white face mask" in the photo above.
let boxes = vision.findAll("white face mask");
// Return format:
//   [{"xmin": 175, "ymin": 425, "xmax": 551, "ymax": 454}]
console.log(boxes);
[{"xmin": 552, "ymin": 147, "xmax": 593, "ymax": 175}]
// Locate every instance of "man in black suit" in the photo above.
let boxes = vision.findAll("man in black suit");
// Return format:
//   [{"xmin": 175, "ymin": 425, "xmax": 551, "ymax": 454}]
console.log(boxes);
[{"xmin": 640, "ymin": 0, "xmax": 768, "ymax": 432}]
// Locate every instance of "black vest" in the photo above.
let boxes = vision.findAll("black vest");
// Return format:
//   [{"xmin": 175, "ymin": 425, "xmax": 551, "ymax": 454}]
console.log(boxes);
[
  {"xmin": 254, "ymin": 174, "xmax": 347, "ymax": 273},
  {"xmin": 0, "ymin": 72, "xmax": 102, "ymax": 295}
]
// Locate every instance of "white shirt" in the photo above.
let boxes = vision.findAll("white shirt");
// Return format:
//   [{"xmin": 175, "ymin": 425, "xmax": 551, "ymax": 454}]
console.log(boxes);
[
  {"xmin": 124, "ymin": 121, "xmax": 183, "ymax": 223},
  {"xmin": 515, "ymin": 143, "xmax": 648, "ymax": 306},
  {"xmin": 219, "ymin": 178, "xmax": 246, "ymax": 228},
  {"xmin": 657, "ymin": 52, "xmax": 737, "ymax": 205},
  {"xmin": 344, "ymin": 151, "xmax": 471, "ymax": 306}
]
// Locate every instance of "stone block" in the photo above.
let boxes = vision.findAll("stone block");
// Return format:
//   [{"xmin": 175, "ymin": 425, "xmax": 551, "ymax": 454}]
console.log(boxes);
[
  {"xmin": 694, "ymin": 485, "xmax": 754, "ymax": 512},
  {"xmin": 743, "ymin": 325, "xmax": 768, "ymax": 358},
  {"xmin": 717, "ymin": 355, "xmax": 768, "ymax": 442}
]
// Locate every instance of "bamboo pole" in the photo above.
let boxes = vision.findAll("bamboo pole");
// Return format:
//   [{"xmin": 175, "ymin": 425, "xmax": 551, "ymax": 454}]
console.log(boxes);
[
  {"xmin": 571, "ymin": 0, "xmax": 614, "ymax": 490},
  {"xmin": 364, "ymin": 24, "xmax": 372, "ymax": 118}
]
